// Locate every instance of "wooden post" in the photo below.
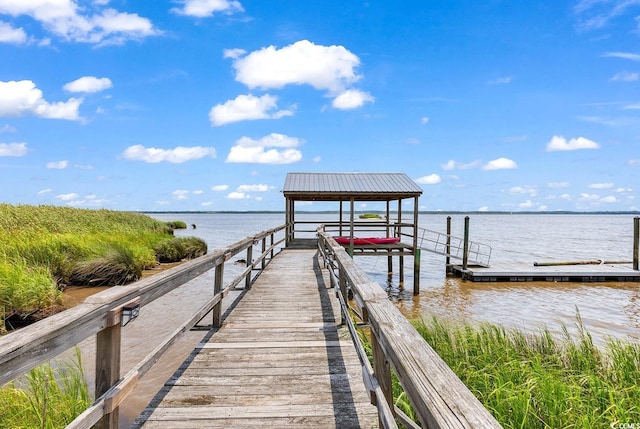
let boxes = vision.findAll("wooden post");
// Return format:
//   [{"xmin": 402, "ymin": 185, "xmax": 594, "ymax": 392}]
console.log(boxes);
[
  {"xmin": 413, "ymin": 248, "xmax": 421, "ymax": 295},
  {"xmin": 398, "ymin": 199, "xmax": 404, "ymax": 285},
  {"xmin": 634, "ymin": 216, "xmax": 639, "ymax": 271},
  {"xmin": 95, "ymin": 321, "xmax": 121, "ymax": 429},
  {"xmin": 349, "ymin": 198, "xmax": 355, "ymax": 257},
  {"xmin": 213, "ymin": 263, "xmax": 224, "ymax": 328},
  {"xmin": 446, "ymin": 216, "xmax": 452, "ymax": 271},
  {"xmin": 270, "ymin": 232, "xmax": 274, "ymax": 259},
  {"xmin": 290, "ymin": 200, "xmax": 295, "ymax": 243},
  {"xmin": 386, "ymin": 201, "xmax": 392, "ymax": 275},
  {"xmin": 462, "ymin": 216, "xmax": 470, "ymax": 270},
  {"xmin": 245, "ymin": 245, "xmax": 253, "ymax": 289},
  {"xmin": 339, "ymin": 200, "xmax": 344, "ymax": 236},
  {"xmin": 285, "ymin": 199, "xmax": 290, "ymax": 246},
  {"xmin": 339, "ymin": 271, "xmax": 348, "ymax": 325},
  {"xmin": 261, "ymin": 237, "xmax": 266, "ymax": 270},
  {"xmin": 371, "ymin": 330, "xmax": 393, "ymax": 426},
  {"xmin": 413, "ymin": 195, "xmax": 420, "ymax": 294}
]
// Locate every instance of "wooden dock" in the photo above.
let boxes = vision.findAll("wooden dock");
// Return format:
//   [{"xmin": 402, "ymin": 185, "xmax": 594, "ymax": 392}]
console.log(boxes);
[
  {"xmin": 132, "ymin": 248, "xmax": 378, "ymax": 428},
  {"xmin": 450, "ymin": 262, "xmax": 640, "ymax": 282}
]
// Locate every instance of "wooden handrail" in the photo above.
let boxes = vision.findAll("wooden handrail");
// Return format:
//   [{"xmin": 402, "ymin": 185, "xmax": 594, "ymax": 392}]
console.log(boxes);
[
  {"xmin": 0, "ymin": 224, "xmax": 286, "ymax": 428},
  {"xmin": 317, "ymin": 227, "xmax": 503, "ymax": 429}
]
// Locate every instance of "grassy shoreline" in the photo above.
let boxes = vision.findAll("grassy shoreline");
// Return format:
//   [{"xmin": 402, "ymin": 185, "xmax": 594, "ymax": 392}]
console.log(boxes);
[
  {"xmin": 359, "ymin": 314, "xmax": 640, "ymax": 428},
  {"xmin": 0, "ymin": 204, "xmax": 206, "ymax": 333}
]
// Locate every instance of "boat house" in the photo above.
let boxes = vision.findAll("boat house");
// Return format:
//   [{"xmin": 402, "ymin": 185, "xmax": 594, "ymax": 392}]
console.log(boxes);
[{"xmin": 283, "ymin": 172, "xmax": 424, "ymax": 294}]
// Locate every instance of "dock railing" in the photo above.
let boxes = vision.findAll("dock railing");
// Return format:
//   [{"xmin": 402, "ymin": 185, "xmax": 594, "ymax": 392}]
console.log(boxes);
[
  {"xmin": 318, "ymin": 227, "xmax": 502, "ymax": 429},
  {"xmin": 0, "ymin": 225, "xmax": 286, "ymax": 429},
  {"xmin": 416, "ymin": 226, "xmax": 492, "ymax": 267}
]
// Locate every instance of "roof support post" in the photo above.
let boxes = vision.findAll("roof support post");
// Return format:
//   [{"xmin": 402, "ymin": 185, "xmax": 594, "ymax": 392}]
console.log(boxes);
[
  {"xmin": 413, "ymin": 195, "xmax": 421, "ymax": 294},
  {"xmin": 349, "ymin": 198, "xmax": 355, "ymax": 257}
]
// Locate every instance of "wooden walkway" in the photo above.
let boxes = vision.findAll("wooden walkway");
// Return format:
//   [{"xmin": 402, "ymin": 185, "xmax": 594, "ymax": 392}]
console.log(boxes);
[
  {"xmin": 132, "ymin": 248, "xmax": 378, "ymax": 428},
  {"xmin": 450, "ymin": 262, "xmax": 640, "ymax": 282}
]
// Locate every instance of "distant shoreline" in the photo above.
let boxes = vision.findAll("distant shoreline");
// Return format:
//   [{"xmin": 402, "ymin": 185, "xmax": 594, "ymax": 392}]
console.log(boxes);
[{"xmin": 143, "ymin": 210, "xmax": 640, "ymax": 215}]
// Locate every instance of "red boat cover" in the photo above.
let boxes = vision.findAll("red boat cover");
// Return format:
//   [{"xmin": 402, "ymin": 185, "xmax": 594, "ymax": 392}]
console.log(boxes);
[{"xmin": 334, "ymin": 237, "xmax": 400, "ymax": 245}]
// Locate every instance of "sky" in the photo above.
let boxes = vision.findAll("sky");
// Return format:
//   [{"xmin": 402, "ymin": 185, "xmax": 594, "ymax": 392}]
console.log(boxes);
[{"xmin": 1, "ymin": 0, "xmax": 640, "ymax": 212}]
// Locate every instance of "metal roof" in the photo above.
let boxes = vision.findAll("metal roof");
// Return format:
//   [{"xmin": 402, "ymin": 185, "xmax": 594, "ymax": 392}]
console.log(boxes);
[{"xmin": 283, "ymin": 172, "xmax": 423, "ymax": 201}]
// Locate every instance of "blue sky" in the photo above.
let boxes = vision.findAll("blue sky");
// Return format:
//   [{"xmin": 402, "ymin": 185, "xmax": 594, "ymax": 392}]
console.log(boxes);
[{"xmin": 1, "ymin": 0, "xmax": 639, "ymax": 212}]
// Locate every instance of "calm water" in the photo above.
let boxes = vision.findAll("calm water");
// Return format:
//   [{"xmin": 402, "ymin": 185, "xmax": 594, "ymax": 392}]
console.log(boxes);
[
  {"xmin": 78, "ymin": 212, "xmax": 639, "ymax": 426},
  {"xmin": 156, "ymin": 212, "xmax": 640, "ymax": 342}
]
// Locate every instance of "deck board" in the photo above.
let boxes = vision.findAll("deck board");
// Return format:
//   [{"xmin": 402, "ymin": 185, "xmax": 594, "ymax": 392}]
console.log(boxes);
[{"xmin": 132, "ymin": 249, "xmax": 378, "ymax": 429}]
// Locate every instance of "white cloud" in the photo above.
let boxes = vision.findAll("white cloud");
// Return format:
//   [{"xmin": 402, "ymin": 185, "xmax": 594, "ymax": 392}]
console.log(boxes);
[
  {"xmin": 0, "ymin": 124, "xmax": 16, "ymax": 133},
  {"xmin": 56, "ymin": 192, "xmax": 79, "ymax": 201},
  {"xmin": 508, "ymin": 186, "xmax": 538, "ymax": 196},
  {"xmin": 211, "ymin": 184, "xmax": 228, "ymax": 191},
  {"xmin": 0, "ymin": 0, "xmax": 159, "ymax": 45},
  {"xmin": 0, "ymin": 141, "xmax": 27, "ymax": 156},
  {"xmin": 223, "ymin": 48, "xmax": 246, "ymax": 59},
  {"xmin": 38, "ymin": 188, "xmax": 52, "ymax": 195},
  {"xmin": 226, "ymin": 133, "xmax": 303, "ymax": 164},
  {"xmin": 209, "ymin": 93, "xmax": 293, "ymax": 126},
  {"xmin": 0, "ymin": 80, "xmax": 82, "ymax": 120},
  {"xmin": 602, "ymin": 52, "xmax": 640, "ymax": 61},
  {"xmin": 611, "ymin": 70, "xmax": 639, "ymax": 82},
  {"xmin": 0, "ymin": 20, "xmax": 26, "ymax": 43},
  {"xmin": 518, "ymin": 200, "xmax": 534, "ymax": 209},
  {"xmin": 488, "ymin": 76, "xmax": 512, "ymax": 85},
  {"xmin": 441, "ymin": 159, "xmax": 482, "ymax": 170},
  {"xmin": 546, "ymin": 136, "xmax": 599, "ymax": 151},
  {"xmin": 478, "ymin": 206, "xmax": 489, "ymax": 212},
  {"xmin": 63, "ymin": 76, "xmax": 112, "ymax": 93},
  {"xmin": 172, "ymin": 190, "xmax": 189, "ymax": 200},
  {"xmin": 229, "ymin": 40, "xmax": 362, "ymax": 94},
  {"xmin": 421, "ymin": 117, "xmax": 430, "ymax": 124},
  {"xmin": 415, "ymin": 174, "xmax": 441, "ymax": 185},
  {"xmin": 331, "ymin": 89, "xmax": 374, "ymax": 110},
  {"xmin": 547, "ymin": 182, "xmax": 570, "ymax": 189},
  {"xmin": 588, "ymin": 182, "xmax": 613, "ymax": 189},
  {"xmin": 47, "ymin": 160, "xmax": 68, "ymax": 169},
  {"xmin": 171, "ymin": 0, "xmax": 243, "ymax": 17},
  {"xmin": 482, "ymin": 157, "xmax": 517, "ymax": 170},
  {"xmin": 601, "ymin": 195, "xmax": 617, "ymax": 203},
  {"xmin": 237, "ymin": 184, "xmax": 271, "ymax": 192},
  {"xmin": 579, "ymin": 193, "xmax": 600, "ymax": 201},
  {"xmin": 227, "ymin": 191, "xmax": 249, "ymax": 199},
  {"xmin": 122, "ymin": 145, "xmax": 216, "ymax": 163}
]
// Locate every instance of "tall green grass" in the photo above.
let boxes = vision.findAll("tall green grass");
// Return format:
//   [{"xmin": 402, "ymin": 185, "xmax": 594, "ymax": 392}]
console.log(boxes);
[
  {"xmin": 358, "ymin": 315, "xmax": 640, "ymax": 428},
  {"xmin": 409, "ymin": 316, "xmax": 640, "ymax": 428},
  {"xmin": 0, "ymin": 204, "xmax": 206, "ymax": 333},
  {"xmin": 0, "ymin": 348, "xmax": 91, "ymax": 428}
]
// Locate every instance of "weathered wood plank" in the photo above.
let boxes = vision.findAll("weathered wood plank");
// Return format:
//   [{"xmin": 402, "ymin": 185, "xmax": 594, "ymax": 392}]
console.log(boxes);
[{"xmin": 133, "ymin": 249, "xmax": 377, "ymax": 429}]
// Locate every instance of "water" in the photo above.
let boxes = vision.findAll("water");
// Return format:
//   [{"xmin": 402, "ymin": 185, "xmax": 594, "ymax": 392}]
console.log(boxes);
[{"xmin": 74, "ymin": 212, "xmax": 640, "ymax": 426}]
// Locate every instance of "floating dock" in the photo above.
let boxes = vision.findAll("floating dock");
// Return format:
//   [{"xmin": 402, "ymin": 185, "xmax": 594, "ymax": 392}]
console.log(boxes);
[{"xmin": 449, "ymin": 262, "xmax": 640, "ymax": 282}]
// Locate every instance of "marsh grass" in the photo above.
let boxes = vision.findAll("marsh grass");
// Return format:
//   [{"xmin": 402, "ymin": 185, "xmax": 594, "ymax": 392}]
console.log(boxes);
[
  {"xmin": 0, "ymin": 204, "xmax": 205, "ymax": 332},
  {"xmin": 154, "ymin": 236, "xmax": 207, "ymax": 262},
  {"xmin": 0, "ymin": 348, "xmax": 91, "ymax": 428},
  {"xmin": 358, "ymin": 315, "xmax": 640, "ymax": 428}
]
